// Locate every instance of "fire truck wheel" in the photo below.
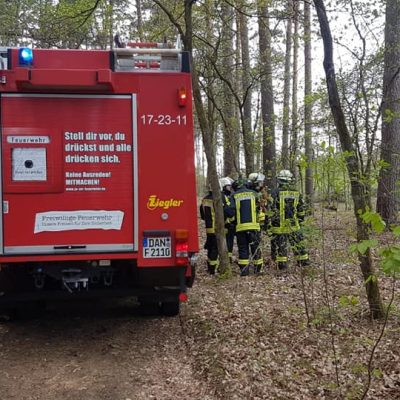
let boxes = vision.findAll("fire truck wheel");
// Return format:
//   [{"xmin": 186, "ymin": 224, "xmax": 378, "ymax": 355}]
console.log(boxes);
[
  {"xmin": 138, "ymin": 300, "xmax": 160, "ymax": 317},
  {"xmin": 160, "ymin": 300, "xmax": 180, "ymax": 317},
  {"xmin": 185, "ymin": 264, "xmax": 196, "ymax": 288}
]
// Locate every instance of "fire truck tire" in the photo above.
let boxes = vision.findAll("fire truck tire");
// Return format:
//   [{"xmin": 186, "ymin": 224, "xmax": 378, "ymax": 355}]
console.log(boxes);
[
  {"xmin": 138, "ymin": 301, "xmax": 160, "ymax": 317},
  {"xmin": 160, "ymin": 300, "xmax": 180, "ymax": 317},
  {"xmin": 185, "ymin": 264, "xmax": 196, "ymax": 288}
]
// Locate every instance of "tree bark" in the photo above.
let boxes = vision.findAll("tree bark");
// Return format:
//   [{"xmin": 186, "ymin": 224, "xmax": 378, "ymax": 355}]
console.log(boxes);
[
  {"xmin": 136, "ymin": 0, "xmax": 143, "ymax": 41},
  {"xmin": 376, "ymin": 0, "xmax": 400, "ymax": 225},
  {"xmin": 221, "ymin": 1, "xmax": 238, "ymax": 177},
  {"xmin": 304, "ymin": 0, "xmax": 314, "ymax": 210},
  {"xmin": 238, "ymin": 8, "xmax": 254, "ymax": 175},
  {"xmin": 290, "ymin": 0, "xmax": 299, "ymax": 176},
  {"xmin": 182, "ymin": 0, "xmax": 230, "ymax": 274},
  {"xmin": 258, "ymin": 0, "xmax": 276, "ymax": 188},
  {"xmin": 281, "ymin": 0, "xmax": 293, "ymax": 170},
  {"xmin": 313, "ymin": 0, "xmax": 384, "ymax": 319}
]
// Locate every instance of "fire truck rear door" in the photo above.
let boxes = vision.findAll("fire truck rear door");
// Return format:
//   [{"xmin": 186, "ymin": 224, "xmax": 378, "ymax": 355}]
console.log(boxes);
[{"xmin": 0, "ymin": 94, "xmax": 138, "ymax": 255}]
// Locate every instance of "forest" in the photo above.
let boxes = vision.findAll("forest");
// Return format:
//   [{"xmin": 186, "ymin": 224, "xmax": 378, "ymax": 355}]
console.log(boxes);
[{"xmin": 0, "ymin": 0, "xmax": 399, "ymax": 399}]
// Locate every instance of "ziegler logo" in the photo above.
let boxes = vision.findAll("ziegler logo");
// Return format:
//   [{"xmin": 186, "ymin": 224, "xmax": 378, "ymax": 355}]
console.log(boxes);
[{"xmin": 147, "ymin": 195, "xmax": 184, "ymax": 210}]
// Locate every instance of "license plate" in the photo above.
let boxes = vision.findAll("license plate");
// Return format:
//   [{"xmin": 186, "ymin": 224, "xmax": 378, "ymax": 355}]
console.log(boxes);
[{"xmin": 143, "ymin": 237, "xmax": 171, "ymax": 258}]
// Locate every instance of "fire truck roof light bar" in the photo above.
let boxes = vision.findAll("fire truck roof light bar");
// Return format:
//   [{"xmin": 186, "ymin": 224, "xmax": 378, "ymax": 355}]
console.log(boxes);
[
  {"xmin": 18, "ymin": 48, "xmax": 33, "ymax": 66},
  {"xmin": 113, "ymin": 48, "xmax": 182, "ymax": 56}
]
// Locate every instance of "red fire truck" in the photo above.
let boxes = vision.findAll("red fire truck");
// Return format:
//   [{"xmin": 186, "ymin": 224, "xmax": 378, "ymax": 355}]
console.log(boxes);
[{"xmin": 0, "ymin": 42, "xmax": 198, "ymax": 316}]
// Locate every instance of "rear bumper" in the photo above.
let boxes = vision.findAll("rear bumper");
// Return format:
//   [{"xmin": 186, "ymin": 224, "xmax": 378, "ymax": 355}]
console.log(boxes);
[{"xmin": 0, "ymin": 260, "xmax": 194, "ymax": 306}]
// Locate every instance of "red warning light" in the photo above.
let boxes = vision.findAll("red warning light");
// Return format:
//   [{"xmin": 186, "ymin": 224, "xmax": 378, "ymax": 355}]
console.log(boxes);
[
  {"xmin": 179, "ymin": 292, "xmax": 188, "ymax": 302},
  {"xmin": 178, "ymin": 87, "xmax": 187, "ymax": 107}
]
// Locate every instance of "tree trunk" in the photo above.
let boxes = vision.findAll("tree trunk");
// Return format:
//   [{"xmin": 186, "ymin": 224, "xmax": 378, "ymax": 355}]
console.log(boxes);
[
  {"xmin": 258, "ymin": 0, "xmax": 276, "ymax": 188},
  {"xmin": 304, "ymin": 0, "xmax": 314, "ymax": 210},
  {"xmin": 281, "ymin": 0, "xmax": 293, "ymax": 170},
  {"xmin": 136, "ymin": 0, "xmax": 143, "ymax": 41},
  {"xmin": 290, "ymin": 0, "xmax": 299, "ymax": 177},
  {"xmin": 313, "ymin": 0, "xmax": 384, "ymax": 319},
  {"xmin": 376, "ymin": 0, "xmax": 400, "ymax": 225},
  {"xmin": 221, "ymin": 1, "xmax": 237, "ymax": 177},
  {"xmin": 182, "ymin": 0, "xmax": 230, "ymax": 274},
  {"xmin": 238, "ymin": 9, "xmax": 254, "ymax": 175}
]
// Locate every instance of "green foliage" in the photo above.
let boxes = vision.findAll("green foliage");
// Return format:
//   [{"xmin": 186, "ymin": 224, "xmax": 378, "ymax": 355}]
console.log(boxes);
[
  {"xmin": 359, "ymin": 210, "xmax": 386, "ymax": 233},
  {"xmin": 392, "ymin": 225, "xmax": 400, "ymax": 237},
  {"xmin": 312, "ymin": 143, "xmax": 350, "ymax": 204},
  {"xmin": 379, "ymin": 245, "xmax": 400, "ymax": 275},
  {"xmin": 0, "ymin": 0, "xmax": 133, "ymax": 49},
  {"xmin": 338, "ymin": 295, "xmax": 360, "ymax": 308},
  {"xmin": 383, "ymin": 108, "xmax": 400, "ymax": 123},
  {"xmin": 349, "ymin": 239, "xmax": 378, "ymax": 255},
  {"xmin": 349, "ymin": 209, "xmax": 400, "ymax": 278},
  {"xmin": 310, "ymin": 306, "xmax": 337, "ymax": 328}
]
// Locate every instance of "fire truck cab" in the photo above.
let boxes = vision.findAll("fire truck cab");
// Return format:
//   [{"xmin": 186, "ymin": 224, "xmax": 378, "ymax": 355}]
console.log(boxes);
[{"xmin": 0, "ymin": 42, "xmax": 198, "ymax": 316}]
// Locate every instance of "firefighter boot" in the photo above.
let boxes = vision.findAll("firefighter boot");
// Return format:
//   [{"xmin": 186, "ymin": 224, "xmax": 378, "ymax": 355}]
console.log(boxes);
[
  {"xmin": 298, "ymin": 259, "xmax": 310, "ymax": 268},
  {"xmin": 240, "ymin": 265, "xmax": 249, "ymax": 277},
  {"xmin": 254, "ymin": 264, "xmax": 263, "ymax": 274},
  {"xmin": 277, "ymin": 262, "xmax": 287, "ymax": 271},
  {"xmin": 207, "ymin": 262, "xmax": 216, "ymax": 275}
]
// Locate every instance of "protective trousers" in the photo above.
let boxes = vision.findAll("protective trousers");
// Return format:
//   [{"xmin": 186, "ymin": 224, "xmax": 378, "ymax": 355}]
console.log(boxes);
[
  {"xmin": 236, "ymin": 230, "xmax": 262, "ymax": 275},
  {"xmin": 205, "ymin": 233, "xmax": 218, "ymax": 274},
  {"xmin": 271, "ymin": 231, "xmax": 309, "ymax": 270},
  {"xmin": 226, "ymin": 227, "xmax": 235, "ymax": 259}
]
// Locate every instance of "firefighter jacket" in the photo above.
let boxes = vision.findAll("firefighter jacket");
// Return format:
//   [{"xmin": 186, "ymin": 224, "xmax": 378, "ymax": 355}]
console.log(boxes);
[
  {"xmin": 221, "ymin": 189, "xmax": 235, "ymax": 227},
  {"xmin": 266, "ymin": 185, "xmax": 306, "ymax": 234},
  {"xmin": 200, "ymin": 192, "xmax": 215, "ymax": 234},
  {"xmin": 226, "ymin": 187, "xmax": 260, "ymax": 232}
]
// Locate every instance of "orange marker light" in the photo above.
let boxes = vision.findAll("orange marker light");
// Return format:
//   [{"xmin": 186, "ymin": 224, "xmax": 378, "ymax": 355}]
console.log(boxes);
[{"xmin": 178, "ymin": 87, "xmax": 187, "ymax": 107}]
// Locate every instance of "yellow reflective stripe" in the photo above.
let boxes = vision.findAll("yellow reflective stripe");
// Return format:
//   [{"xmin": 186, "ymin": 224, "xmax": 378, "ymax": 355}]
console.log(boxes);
[
  {"xmin": 254, "ymin": 259, "xmax": 263, "ymax": 266},
  {"xmin": 238, "ymin": 259, "xmax": 249, "ymax": 266},
  {"xmin": 236, "ymin": 223, "xmax": 260, "ymax": 232},
  {"xmin": 279, "ymin": 191, "xmax": 300, "ymax": 231},
  {"xmin": 208, "ymin": 259, "xmax": 219, "ymax": 266},
  {"xmin": 202, "ymin": 198, "xmax": 215, "ymax": 231},
  {"xmin": 295, "ymin": 254, "xmax": 309, "ymax": 261},
  {"xmin": 234, "ymin": 192, "xmax": 259, "ymax": 231},
  {"xmin": 276, "ymin": 256, "xmax": 288, "ymax": 262},
  {"xmin": 251, "ymin": 196, "xmax": 256, "ymax": 221},
  {"xmin": 270, "ymin": 226, "xmax": 300, "ymax": 234}
]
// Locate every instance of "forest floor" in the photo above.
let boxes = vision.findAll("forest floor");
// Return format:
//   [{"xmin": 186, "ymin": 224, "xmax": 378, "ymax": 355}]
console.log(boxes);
[
  {"xmin": 0, "ymin": 208, "xmax": 399, "ymax": 399},
  {"xmin": 184, "ymin": 208, "xmax": 400, "ymax": 400}
]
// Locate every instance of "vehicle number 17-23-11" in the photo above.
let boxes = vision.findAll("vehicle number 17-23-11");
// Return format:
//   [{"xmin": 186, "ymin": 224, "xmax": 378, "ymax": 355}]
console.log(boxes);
[{"xmin": 140, "ymin": 114, "xmax": 187, "ymax": 126}]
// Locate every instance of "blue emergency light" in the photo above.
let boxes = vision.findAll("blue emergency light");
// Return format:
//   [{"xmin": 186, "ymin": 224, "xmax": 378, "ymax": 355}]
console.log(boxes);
[{"xmin": 18, "ymin": 48, "xmax": 33, "ymax": 66}]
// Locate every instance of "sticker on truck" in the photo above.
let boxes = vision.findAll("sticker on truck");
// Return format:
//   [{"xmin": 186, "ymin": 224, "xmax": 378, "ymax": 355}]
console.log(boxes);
[{"xmin": 143, "ymin": 237, "xmax": 171, "ymax": 258}]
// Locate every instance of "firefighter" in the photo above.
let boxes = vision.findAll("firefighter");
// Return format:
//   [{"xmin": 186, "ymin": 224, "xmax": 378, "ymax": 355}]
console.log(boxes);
[
  {"xmin": 200, "ymin": 189, "xmax": 218, "ymax": 274},
  {"xmin": 248, "ymin": 172, "xmax": 267, "ymax": 227},
  {"xmin": 220, "ymin": 177, "xmax": 235, "ymax": 261},
  {"xmin": 266, "ymin": 169, "xmax": 309, "ymax": 271},
  {"xmin": 226, "ymin": 178, "xmax": 263, "ymax": 276}
]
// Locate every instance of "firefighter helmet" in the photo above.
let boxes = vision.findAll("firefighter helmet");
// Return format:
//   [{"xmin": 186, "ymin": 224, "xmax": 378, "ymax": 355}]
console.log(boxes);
[
  {"xmin": 232, "ymin": 177, "xmax": 246, "ymax": 190},
  {"xmin": 277, "ymin": 169, "xmax": 293, "ymax": 184},
  {"xmin": 248, "ymin": 172, "xmax": 265, "ymax": 183},
  {"xmin": 219, "ymin": 176, "xmax": 234, "ymax": 189}
]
